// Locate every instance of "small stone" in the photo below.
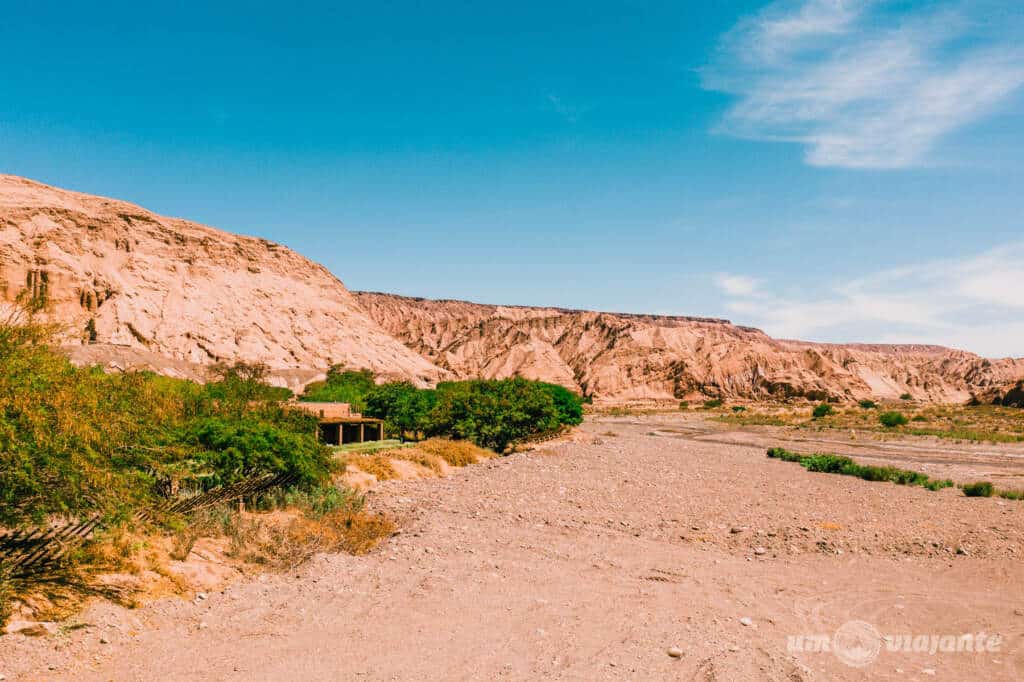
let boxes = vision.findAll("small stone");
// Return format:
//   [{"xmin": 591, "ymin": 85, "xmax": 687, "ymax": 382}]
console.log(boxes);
[
  {"xmin": 198, "ymin": 621, "xmax": 208, "ymax": 630},
  {"xmin": 922, "ymin": 669, "xmax": 936, "ymax": 676},
  {"xmin": 99, "ymin": 636, "xmax": 110, "ymax": 644},
  {"xmin": 666, "ymin": 646, "xmax": 683, "ymax": 658},
  {"xmin": 739, "ymin": 617, "xmax": 754, "ymax": 627},
  {"xmin": 728, "ymin": 645, "xmax": 740, "ymax": 652},
  {"xmin": 730, "ymin": 527, "xmax": 745, "ymax": 534},
  {"xmin": 956, "ymin": 547, "xmax": 969, "ymax": 556},
  {"xmin": 196, "ymin": 592, "xmax": 208, "ymax": 601},
  {"xmin": 754, "ymin": 547, "xmax": 767, "ymax": 556}
]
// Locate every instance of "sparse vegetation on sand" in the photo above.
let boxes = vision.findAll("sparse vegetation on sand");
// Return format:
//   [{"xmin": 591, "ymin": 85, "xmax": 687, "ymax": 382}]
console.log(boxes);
[
  {"xmin": 718, "ymin": 402, "xmax": 1024, "ymax": 444},
  {"xmin": 766, "ymin": 447, "xmax": 953, "ymax": 492},
  {"xmin": 766, "ymin": 447, "xmax": 1024, "ymax": 500}
]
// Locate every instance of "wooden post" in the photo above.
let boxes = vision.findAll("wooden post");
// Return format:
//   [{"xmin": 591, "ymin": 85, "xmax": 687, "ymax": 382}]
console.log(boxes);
[{"xmin": 360, "ymin": 423, "xmax": 365, "ymax": 443}]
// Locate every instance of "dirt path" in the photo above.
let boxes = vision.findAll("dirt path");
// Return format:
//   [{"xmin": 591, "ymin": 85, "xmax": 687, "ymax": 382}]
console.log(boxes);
[{"xmin": 3, "ymin": 416, "xmax": 1024, "ymax": 680}]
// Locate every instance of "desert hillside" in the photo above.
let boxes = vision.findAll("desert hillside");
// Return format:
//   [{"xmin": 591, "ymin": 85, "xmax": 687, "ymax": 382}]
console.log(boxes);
[
  {"xmin": 0, "ymin": 175, "xmax": 443, "ymax": 386},
  {"xmin": 355, "ymin": 292, "xmax": 1024, "ymax": 403}
]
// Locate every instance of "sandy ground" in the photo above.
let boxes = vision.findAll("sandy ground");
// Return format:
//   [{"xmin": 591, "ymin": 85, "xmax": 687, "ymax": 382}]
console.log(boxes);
[{"xmin": 3, "ymin": 414, "xmax": 1024, "ymax": 680}]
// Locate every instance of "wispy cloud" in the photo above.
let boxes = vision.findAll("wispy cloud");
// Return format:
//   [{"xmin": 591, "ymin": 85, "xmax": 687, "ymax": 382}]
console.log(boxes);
[
  {"xmin": 715, "ymin": 242, "xmax": 1024, "ymax": 358},
  {"xmin": 714, "ymin": 273, "xmax": 761, "ymax": 296},
  {"xmin": 703, "ymin": 0, "xmax": 1024, "ymax": 168}
]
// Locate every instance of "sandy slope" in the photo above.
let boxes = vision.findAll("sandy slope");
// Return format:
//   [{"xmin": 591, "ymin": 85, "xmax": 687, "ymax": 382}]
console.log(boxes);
[
  {"xmin": 0, "ymin": 174, "xmax": 442, "ymax": 384},
  {"xmin": 3, "ymin": 416, "xmax": 1024, "ymax": 681}
]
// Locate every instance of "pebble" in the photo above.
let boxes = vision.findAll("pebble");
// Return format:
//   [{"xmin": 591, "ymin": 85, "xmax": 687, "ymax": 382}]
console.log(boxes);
[
  {"xmin": 739, "ymin": 617, "xmax": 754, "ymax": 627},
  {"xmin": 666, "ymin": 646, "xmax": 683, "ymax": 658},
  {"xmin": 754, "ymin": 547, "xmax": 767, "ymax": 556},
  {"xmin": 196, "ymin": 592, "xmax": 208, "ymax": 601},
  {"xmin": 99, "ymin": 636, "xmax": 110, "ymax": 644},
  {"xmin": 922, "ymin": 669, "xmax": 936, "ymax": 676}
]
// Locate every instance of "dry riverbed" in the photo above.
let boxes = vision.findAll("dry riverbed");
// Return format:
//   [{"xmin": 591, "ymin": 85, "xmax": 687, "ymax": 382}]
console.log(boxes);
[{"xmin": 2, "ymin": 414, "xmax": 1024, "ymax": 680}]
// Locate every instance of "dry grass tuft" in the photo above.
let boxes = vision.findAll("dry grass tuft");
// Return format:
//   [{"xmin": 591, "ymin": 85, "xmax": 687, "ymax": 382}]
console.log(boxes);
[
  {"xmin": 343, "ymin": 455, "xmax": 399, "ymax": 481},
  {"xmin": 388, "ymin": 448, "xmax": 446, "ymax": 474},
  {"xmin": 223, "ymin": 510, "xmax": 394, "ymax": 569},
  {"xmin": 416, "ymin": 438, "xmax": 494, "ymax": 467}
]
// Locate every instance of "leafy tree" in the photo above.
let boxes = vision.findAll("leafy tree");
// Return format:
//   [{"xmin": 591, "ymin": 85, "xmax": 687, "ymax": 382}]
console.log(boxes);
[
  {"xmin": 364, "ymin": 381, "xmax": 437, "ymax": 440},
  {"xmin": 858, "ymin": 399, "xmax": 878, "ymax": 409},
  {"xmin": 177, "ymin": 416, "xmax": 330, "ymax": 487},
  {"xmin": 536, "ymin": 382, "xmax": 584, "ymax": 426},
  {"xmin": 301, "ymin": 366, "xmax": 376, "ymax": 411},
  {"xmin": 427, "ymin": 378, "xmax": 560, "ymax": 453}
]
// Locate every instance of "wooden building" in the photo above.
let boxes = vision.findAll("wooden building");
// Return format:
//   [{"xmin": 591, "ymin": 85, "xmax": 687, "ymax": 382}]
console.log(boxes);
[{"xmin": 290, "ymin": 401, "xmax": 385, "ymax": 446}]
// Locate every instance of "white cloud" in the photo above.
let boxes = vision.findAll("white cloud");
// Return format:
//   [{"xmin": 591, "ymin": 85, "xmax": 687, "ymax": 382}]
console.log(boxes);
[
  {"xmin": 703, "ymin": 0, "xmax": 1024, "ymax": 168},
  {"xmin": 714, "ymin": 273, "xmax": 761, "ymax": 296},
  {"xmin": 716, "ymin": 243, "xmax": 1024, "ymax": 358}
]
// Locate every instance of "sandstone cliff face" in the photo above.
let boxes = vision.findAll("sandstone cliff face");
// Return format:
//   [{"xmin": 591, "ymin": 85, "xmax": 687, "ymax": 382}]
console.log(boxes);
[
  {"xmin": 0, "ymin": 175, "xmax": 443, "ymax": 385},
  {"xmin": 355, "ymin": 292, "xmax": 1024, "ymax": 403}
]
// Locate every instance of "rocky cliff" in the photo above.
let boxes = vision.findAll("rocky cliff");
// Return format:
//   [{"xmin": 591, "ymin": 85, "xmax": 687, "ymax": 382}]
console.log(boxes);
[
  {"xmin": 0, "ymin": 175, "xmax": 443, "ymax": 386},
  {"xmin": 354, "ymin": 292, "xmax": 1024, "ymax": 403}
]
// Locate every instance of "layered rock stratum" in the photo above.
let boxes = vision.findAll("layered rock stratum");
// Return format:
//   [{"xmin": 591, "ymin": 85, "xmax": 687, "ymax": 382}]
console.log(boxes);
[
  {"xmin": 354, "ymin": 292, "xmax": 1024, "ymax": 403},
  {"xmin": 0, "ymin": 174, "xmax": 443, "ymax": 388}
]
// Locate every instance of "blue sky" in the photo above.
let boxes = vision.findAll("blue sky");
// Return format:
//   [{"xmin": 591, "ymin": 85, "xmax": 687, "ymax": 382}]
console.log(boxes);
[{"xmin": 2, "ymin": 1, "xmax": 1022, "ymax": 356}]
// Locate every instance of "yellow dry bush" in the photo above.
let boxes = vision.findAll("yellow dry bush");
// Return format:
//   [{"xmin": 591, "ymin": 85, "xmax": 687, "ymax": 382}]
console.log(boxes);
[
  {"xmin": 343, "ymin": 455, "xmax": 398, "ymax": 480},
  {"xmin": 389, "ymin": 448, "xmax": 445, "ymax": 474},
  {"xmin": 226, "ymin": 510, "xmax": 394, "ymax": 568},
  {"xmin": 415, "ymin": 438, "xmax": 494, "ymax": 467}
]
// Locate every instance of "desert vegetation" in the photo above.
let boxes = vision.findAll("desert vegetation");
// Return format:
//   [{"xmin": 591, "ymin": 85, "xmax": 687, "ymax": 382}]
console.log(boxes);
[
  {"xmin": 715, "ymin": 400, "xmax": 1024, "ymax": 444},
  {"xmin": 0, "ymin": 308, "xmax": 390, "ymax": 624},
  {"xmin": 303, "ymin": 369, "xmax": 585, "ymax": 452},
  {"xmin": 765, "ymin": 447, "xmax": 1024, "ymax": 500}
]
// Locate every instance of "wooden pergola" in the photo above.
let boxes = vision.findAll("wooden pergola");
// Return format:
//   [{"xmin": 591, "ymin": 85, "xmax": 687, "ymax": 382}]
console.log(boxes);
[
  {"xmin": 289, "ymin": 401, "xmax": 386, "ymax": 446},
  {"xmin": 317, "ymin": 416, "xmax": 385, "ymax": 446}
]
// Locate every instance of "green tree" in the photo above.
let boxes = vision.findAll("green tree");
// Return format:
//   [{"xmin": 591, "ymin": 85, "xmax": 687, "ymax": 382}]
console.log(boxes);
[
  {"xmin": 300, "ymin": 366, "xmax": 375, "ymax": 411},
  {"xmin": 427, "ymin": 378, "xmax": 560, "ymax": 453},
  {"xmin": 364, "ymin": 381, "xmax": 437, "ymax": 440},
  {"xmin": 536, "ymin": 382, "xmax": 584, "ymax": 426}
]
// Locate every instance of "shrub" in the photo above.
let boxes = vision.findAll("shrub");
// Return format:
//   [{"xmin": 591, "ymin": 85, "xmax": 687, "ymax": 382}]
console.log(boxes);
[
  {"xmin": 732, "ymin": 405, "xmax": 747, "ymax": 413},
  {"xmin": 911, "ymin": 415, "xmax": 927, "ymax": 422},
  {"xmin": 879, "ymin": 411, "xmax": 909, "ymax": 428},
  {"xmin": 427, "ymin": 378, "xmax": 561, "ymax": 452},
  {"xmin": 858, "ymin": 399, "xmax": 878, "ymax": 409},
  {"xmin": 962, "ymin": 481, "xmax": 994, "ymax": 498},
  {"xmin": 900, "ymin": 393, "xmax": 913, "ymax": 401},
  {"xmin": 178, "ymin": 416, "xmax": 331, "ymax": 487},
  {"xmin": 812, "ymin": 403, "xmax": 833, "ymax": 419},
  {"xmin": 703, "ymin": 398, "xmax": 724, "ymax": 409},
  {"xmin": 924, "ymin": 479, "xmax": 954, "ymax": 491},
  {"xmin": 766, "ymin": 447, "xmax": 805, "ymax": 462}
]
